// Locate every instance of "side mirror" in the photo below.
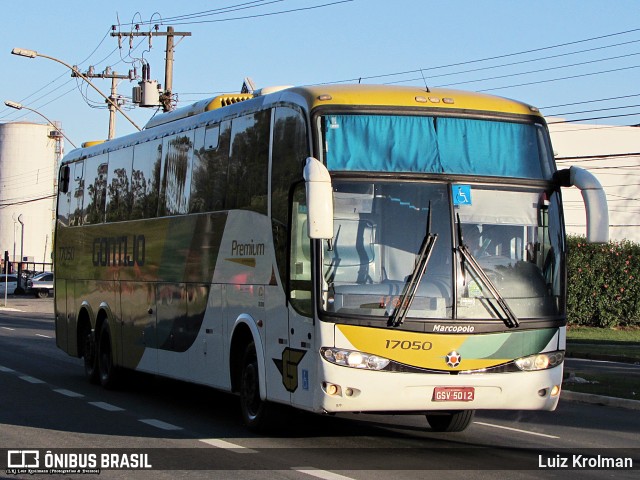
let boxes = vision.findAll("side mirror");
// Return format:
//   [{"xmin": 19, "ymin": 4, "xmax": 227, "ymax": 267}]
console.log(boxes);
[
  {"xmin": 303, "ymin": 157, "xmax": 334, "ymax": 239},
  {"xmin": 555, "ymin": 166, "xmax": 609, "ymax": 243}
]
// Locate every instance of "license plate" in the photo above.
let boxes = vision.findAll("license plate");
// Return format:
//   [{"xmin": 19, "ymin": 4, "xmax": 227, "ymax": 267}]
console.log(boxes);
[{"xmin": 432, "ymin": 387, "xmax": 475, "ymax": 402}]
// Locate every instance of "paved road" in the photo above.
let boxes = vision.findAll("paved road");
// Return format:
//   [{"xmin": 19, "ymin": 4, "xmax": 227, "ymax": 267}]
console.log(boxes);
[
  {"xmin": 566, "ymin": 357, "xmax": 640, "ymax": 379},
  {"xmin": 0, "ymin": 301, "xmax": 638, "ymax": 479},
  {"xmin": 0, "ymin": 295, "xmax": 54, "ymax": 314}
]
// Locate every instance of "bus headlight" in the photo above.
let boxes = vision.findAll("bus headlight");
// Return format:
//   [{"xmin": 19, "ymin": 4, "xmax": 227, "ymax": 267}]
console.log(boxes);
[
  {"xmin": 515, "ymin": 351, "xmax": 564, "ymax": 371},
  {"xmin": 321, "ymin": 347, "xmax": 390, "ymax": 370}
]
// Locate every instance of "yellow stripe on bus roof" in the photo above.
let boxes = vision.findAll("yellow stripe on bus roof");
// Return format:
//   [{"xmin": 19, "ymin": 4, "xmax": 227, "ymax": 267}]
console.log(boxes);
[{"xmin": 289, "ymin": 84, "xmax": 541, "ymax": 117}]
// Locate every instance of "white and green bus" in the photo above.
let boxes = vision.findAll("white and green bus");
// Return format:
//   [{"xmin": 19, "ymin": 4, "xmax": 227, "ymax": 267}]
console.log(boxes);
[{"xmin": 55, "ymin": 84, "xmax": 608, "ymax": 432}]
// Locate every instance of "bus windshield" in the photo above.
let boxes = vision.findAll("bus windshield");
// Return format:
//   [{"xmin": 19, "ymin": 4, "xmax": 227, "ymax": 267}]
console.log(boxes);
[
  {"xmin": 323, "ymin": 181, "xmax": 454, "ymax": 319},
  {"xmin": 320, "ymin": 112, "xmax": 563, "ymax": 323},
  {"xmin": 321, "ymin": 181, "xmax": 564, "ymax": 322}
]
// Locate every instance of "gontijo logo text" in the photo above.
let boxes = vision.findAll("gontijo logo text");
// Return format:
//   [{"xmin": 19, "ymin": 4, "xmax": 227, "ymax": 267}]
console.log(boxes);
[{"xmin": 92, "ymin": 235, "xmax": 146, "ymax": 267}]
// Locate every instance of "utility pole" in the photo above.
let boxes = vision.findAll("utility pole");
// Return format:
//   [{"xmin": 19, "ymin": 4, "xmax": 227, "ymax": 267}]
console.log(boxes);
[
  {"xmin": 111, "ymin": 26, "xmax": 191, "ymax": 112},
  {"xmin": 72, "ymin": 68, "xmax": 131, "ymax": 139},
  {"xmin": 163, "ymin": 26, "xmax": 176, "ymax": 113}
]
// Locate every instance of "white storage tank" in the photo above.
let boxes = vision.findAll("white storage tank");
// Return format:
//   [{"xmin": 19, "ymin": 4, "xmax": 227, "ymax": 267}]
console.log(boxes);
[{"xmin": 0, "ymin": 121, "xmax": 60, "ymax": 272}]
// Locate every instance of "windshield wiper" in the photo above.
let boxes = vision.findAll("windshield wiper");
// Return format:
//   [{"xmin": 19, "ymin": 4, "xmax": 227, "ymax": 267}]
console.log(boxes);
[
  {"xmin": 456, "ymin": 214, "xmax": 519, "ymax": 329},
  {"xmin": 388, "ymin": 204, "xmax": 438, "ymax": 328}
]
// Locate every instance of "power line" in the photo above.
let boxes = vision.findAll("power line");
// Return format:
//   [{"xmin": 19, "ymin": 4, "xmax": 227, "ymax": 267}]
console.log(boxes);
[
  {"xmin": 0, "ymin": 194, "xmax": 56, "ymax": 209},
  {"xmin": 128, "ymin": 1, "xmax": 287, "ymax": 26},
  {"xmin": 556, "ymin": 153, "xmax": 640, "ymax": 162},
  {"xmin": 129, "ymin": 0, "xmax": 354, "ymax": 26},
  {"xmin": 477, "ymin": 65, "xmax": 640, "ymax": 92},
  {"xmin": 547, "ymin": 111, "xmax": 640, "ymax": 124},
  {"xmin": 576, "ymin": 165, "xmax": 640, "ymax": 171},
  {"xmin": 325, "ymin": 27, "xmax": 640, "ymax": 84},
  {"xmin": 437, "ymin": 51, "xmax": 640, "ymax": 88},
  {"xmin": 540, "ymin": 93, "xmax": 640, "ymax": 110},
  {"xmin": 5, "ymin": 2, "xmax": 352, "ymax": 121},
  {"xmin": 549, "ymin": 123, "xmax": 640, "ymax": 134},
  {"xmin": 544, "ymin": 104, "xmax": 640, "ymax": 118}
]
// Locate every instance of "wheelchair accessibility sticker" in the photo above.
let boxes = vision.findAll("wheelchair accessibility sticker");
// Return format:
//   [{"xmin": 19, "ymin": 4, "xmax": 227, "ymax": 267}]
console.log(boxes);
[{"xmin": 453, "ymin": 185, "xmax": 472, "ymax": 206}]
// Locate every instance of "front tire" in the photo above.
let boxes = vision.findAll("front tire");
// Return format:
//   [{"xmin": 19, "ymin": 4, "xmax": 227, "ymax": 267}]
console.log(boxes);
[
  {"xmin": 97, "ymin": 322, "xmax": 119, "ymax": 389},
  {"xmin": 426, "ymin": 410, "xmax": 475, "ymax": 432},
  {"xmin": 239, "ymin": 342, "xmax": 272, "ymax": 431}
]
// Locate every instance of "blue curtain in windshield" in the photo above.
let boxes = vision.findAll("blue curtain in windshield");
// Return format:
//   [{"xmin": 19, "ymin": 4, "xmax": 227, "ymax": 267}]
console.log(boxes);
[
  {"xmin": 436, "ymin": 118, "xmax": 542, "ymax": 178},
  {"xmin": 325, "ymin": 115, "xmax": 441, "ymax": 172},
  {"xmin": 325, "ymin": 114, "xmax": 546, "ymax": 179}
]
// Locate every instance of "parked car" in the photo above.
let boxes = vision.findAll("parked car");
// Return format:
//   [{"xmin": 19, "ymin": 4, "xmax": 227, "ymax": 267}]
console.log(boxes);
[
  {"xmin": 27, "ymin": 272, "xmax": 54, "ymax": 298},
  {"xmin": 0, "ymin": 274, "xmax": 18, "ymax": 295}
]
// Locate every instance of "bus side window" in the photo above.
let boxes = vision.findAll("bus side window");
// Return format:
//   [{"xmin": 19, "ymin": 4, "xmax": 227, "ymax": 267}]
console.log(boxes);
[
  {"xmin": 131, "ymin": 140, "xmax": 162, "ymax": 220},
  {"xmin": 271, "ymin": 106, "xmax": 308, "ymax": 287},
  {"xmin": 70, "ymin": 162, "xmax": 84, "ymax": 226},
  {"xmin": 57, "ymin": 162, "xmax": 84, "ymax": 226},
  {"xmin": 105, "ymin": 148, "xmax": 133, "ymax": 222},
  {"xmin": 226, "ymin": 110, "xmax": 270, "ymax": 213},
  {"xmin": 189, "ymin": 121, "xmax": 231, "ymax": 213},
  {"xmin": 56, "ymin": 171, "xmax": 71, "ymax": 226},
  {"xmin": 159, "ymin": 132, "xmax": 195, "ymax": 216},
  {"xmin": 290, "ymin": 183, "xmax": 313, "ymax": 316},
  {"xmin": 83, "ymin": 154, "xmax": 108, "ymax": 225}
]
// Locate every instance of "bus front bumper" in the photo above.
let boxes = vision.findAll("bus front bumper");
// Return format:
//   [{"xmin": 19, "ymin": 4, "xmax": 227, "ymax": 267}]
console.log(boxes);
[{"xmin": 316, "ymin": 361, "xmax": 563, "ymax": 414}]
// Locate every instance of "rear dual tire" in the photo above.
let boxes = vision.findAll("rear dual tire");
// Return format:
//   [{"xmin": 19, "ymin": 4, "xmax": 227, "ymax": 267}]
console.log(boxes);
[
  {"xmin": 97, "ymin": 322, "xmax": 119, "ymax": 389},
  {"xmin": 83, "ymin": 328, "xmax": 99, "ymax": 384}
]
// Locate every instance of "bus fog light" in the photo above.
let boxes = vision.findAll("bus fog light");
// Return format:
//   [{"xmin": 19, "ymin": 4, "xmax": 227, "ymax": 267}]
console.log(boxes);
[
  {"xmin": 538, "ymin": 388, "xmax": 548, "ymax": 397},
  {"xmin": 515, "ymin": 351, "xmax": 564, "ymax": 371},
  {"xmin": 324, "ymin": 382, "xmax": 341, "ymax": 396},
  {"xmin": 551, "ymin": 385, "xmax": 561, "ymax": 397},
  {"xmin": 344, "ymin": 387, "xmax": 360, "ymax": 397}
]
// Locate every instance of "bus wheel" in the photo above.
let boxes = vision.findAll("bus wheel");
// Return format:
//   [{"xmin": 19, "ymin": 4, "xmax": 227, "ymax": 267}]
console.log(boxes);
[
  {"xmin": 239, "ymin": 342, "xmax": 270, "ymax": 431},
  {"xmin": 426, "ymin": 410, "xmax": 475, "ymax": 432},
  {"xmin": 97, "ymin": 322, "xmax": 119, "ymax": 389},
  {"xmin": 82, "ymin": 328, "xmax": 99, "ymax": 384}
]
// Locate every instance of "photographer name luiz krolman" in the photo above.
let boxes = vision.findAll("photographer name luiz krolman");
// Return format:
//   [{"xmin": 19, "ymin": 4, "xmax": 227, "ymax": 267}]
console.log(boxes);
[{"xmin": 538, "ymin": 453, "xmax": 634, "ymax": 469}]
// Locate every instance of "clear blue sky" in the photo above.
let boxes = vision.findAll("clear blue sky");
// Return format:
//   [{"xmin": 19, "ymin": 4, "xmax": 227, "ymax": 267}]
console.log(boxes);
[{"xmin": 1, "ymin": 0, "xmax": 638, "ymax": 146}]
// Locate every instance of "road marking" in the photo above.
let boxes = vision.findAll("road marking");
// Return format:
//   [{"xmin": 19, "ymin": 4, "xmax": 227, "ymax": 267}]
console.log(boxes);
[
  {"xmin": 53, "ymin": 388, "xmax": 84, "ymax": 398},
  {"xmin": 19, "ymin": 375, "xmax": 45, "ymax": 384},
  {"xmin": 294, "ymin": 468, "xmax": 355, "ymax": 480},
  {"xmin": 199, "ymin": 438, "xmax": 257, "ymax": 453},
  {"xmin": 88, "ymin": 401, "xmax": 125, "ymax": 412},
  {"xmin": 474, "ymin": 421, "xmax": 559, "ymax": 439},
  {"xmin": 35, "ymin": 334, "xmax": 52, "ymax": 338},
  {"xmin": 139, "ymin": 418, "xmax": 183, "ymax": 431},
  {"xmin": 1, "ymin": 326, "xmax": 15, "ymax": 330},
  {"xmin": 0, "ymin": 365, "xmax": 15, "ymax": 372}
]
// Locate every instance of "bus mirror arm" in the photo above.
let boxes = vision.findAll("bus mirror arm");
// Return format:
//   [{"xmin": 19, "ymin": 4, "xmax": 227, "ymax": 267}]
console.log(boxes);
[
  {"xmin": 304, "ymin": 157, "xmax": 334, "ymax": 240},
  {"xmin": 554, "ymin": 166, "xmax": 609, "ymax": 243}
]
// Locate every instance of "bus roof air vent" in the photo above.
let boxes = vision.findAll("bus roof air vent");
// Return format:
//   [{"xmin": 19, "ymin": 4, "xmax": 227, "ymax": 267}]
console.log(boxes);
[
  {"xmin": 144, "ymin": 93, "xmax": 255, "ymax": 129},
  {"xmin": 81, "ymin": 140, "xmax": 106, "ymax": 148},
  {"xmin": 208, "ymin": 94, "xmax": 255, "ymax": 109}
]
